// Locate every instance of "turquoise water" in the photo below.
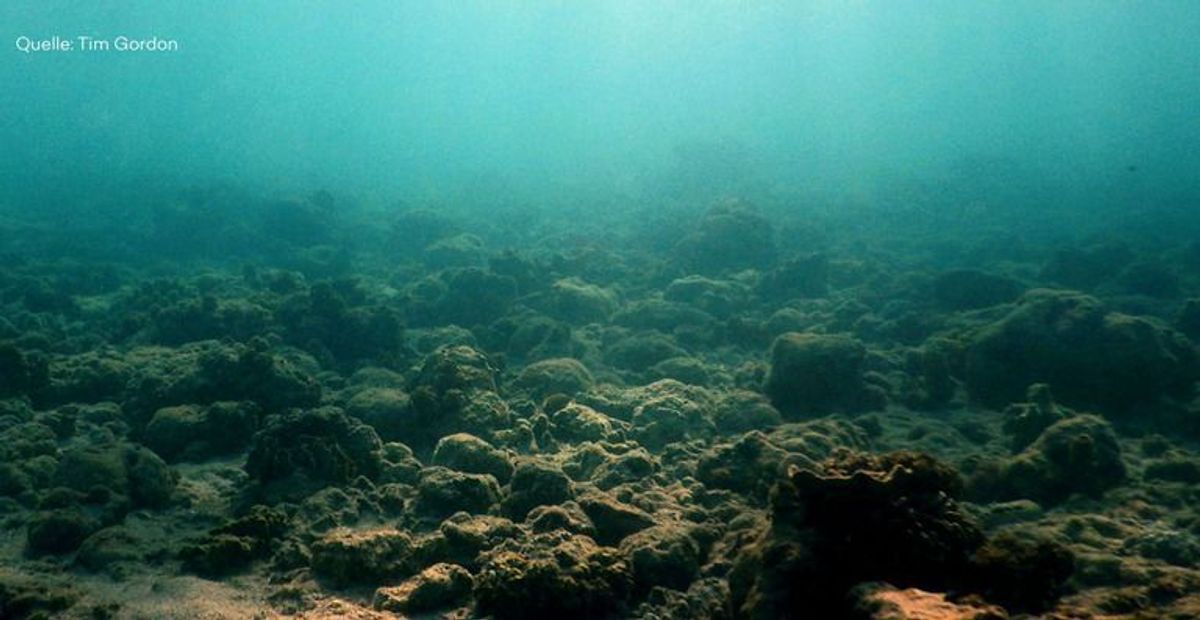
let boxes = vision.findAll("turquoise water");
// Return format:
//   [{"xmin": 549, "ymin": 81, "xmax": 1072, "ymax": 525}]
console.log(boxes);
[{"xmin": 4, "ymin": 2, "xmax": 1199, "ymax": 207}]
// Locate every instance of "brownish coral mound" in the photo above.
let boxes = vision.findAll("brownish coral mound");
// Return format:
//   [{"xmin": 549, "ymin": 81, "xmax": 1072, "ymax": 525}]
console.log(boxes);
[
  {"xmin": 731, "ymin": 450, "xmax": 984, "ymax": 618},
  {"xmin": 965, "ymin": 289, "xmax": 1197, "ymax": 411}
]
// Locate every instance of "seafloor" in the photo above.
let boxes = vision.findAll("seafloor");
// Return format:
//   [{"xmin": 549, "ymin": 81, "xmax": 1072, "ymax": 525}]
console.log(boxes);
[{"xmin": 1, "ymin": 188, "xmax": 1199, "ymax": 619}]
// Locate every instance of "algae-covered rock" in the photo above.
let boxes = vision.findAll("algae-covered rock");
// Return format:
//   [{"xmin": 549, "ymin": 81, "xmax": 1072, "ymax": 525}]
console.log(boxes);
[
  {"xmin": 978, "ymin": 499, "xmax": 1045, "ymax": 530},
  {"xmin": 899, "ymin": 337, "xmax": 959, "ymax": 410},
  {"xmin": 607, "ymin": 332, "xmax": 689, "ymax": 373},
  {"xmin": 501, "ymin": 459, "xmax": 573, "ymax": 520},
  {"xmin": 696, "ymin": 431, "xmax": 795, "ymax": 503},
  {"xmin": 620, "ymin": 524, "xmax": 702, "ymax": 593},
  {"xmin": 343, "ymin": 386, "xmax": 410, "ymax": 441},
  {"xmin": 504, "ymin": 313, "xmax": 575, "ymax": 359},
  {"xmin": 412, "ymin": 344, "xmax": 499, "ymax": 395},
  {"xmin": 391, "ymin": 208, "xmax": 459, "ymax": 258},
  {"xmin": 969, "ymin": 414, "xmax": 1126, "ymax": 506},
  {"xmin": 125, "ymin": 339, "xmax": 322, "ymax": 425},
  {"xmin": 1121, "ymin": 526, "xmax": 1200, "ymax": 567},
  {"xmin": 713, "ymin": 390, "xmax": 783, "ymax": 434},
  {"xmin": 1144, "ymin": 454, "xmax": 1200, "ymax": 483},
  {"xmin": 0, "ymin": 342, "xmax": 49, "ymax": 401},
  {"xmin": 1040, "ymin": 242, "xmax": 1133, "ymax": 290},
  {"xmin": 592, "ymin": 448, "xmax": 658, "ymax": 490},
  {"xmin": 179, "ymin": 534, "xmax": 257, "ymax": 577},
  {"xmin": 245, "ymin": 407, "xmax": 383, "ymax": 501},
  {"xmin": 664, "ymin": 275, "xmax": 748, "ymax": 317},
  {"xmin": 141, "ymin": 293, "xmax": 272, "ymax": 346},
  {"xmin": 612, "ymin": 299, "xmax": 716, "ymax": 335},
  {"xmin": 431, "ymin": 433, "xmax": 513, "ymax": 483},
  {"xmin": 419, "ymin": 267, "xmax": 518, "ymax": 327},
  {"xmin": 0, "ymin": 421, "xmax": 58, "ymax": 468},
  {"xmin": 577, "ymin": 492, "xmax": 656, "ymax": 546},
  {"xmin": 1176, "ymin": 298, "xmax": 1200, "ymax": 340},
  {"xmin": 630, "ymin": 385, "xmax": 715, "ymax": 449},
  {"xmin": 1117, "ymin": 260, "xmax": 1180, "ymax": 298},
  {"xmin": 0, "ymin": 463, "xmax": 32, "ymax": 498},
  {"xmin": 0, "ymin": 573, "xmax": 78, "ymax": 619},
  {"xmin": 999, "ymin": 384, "xmax": 1067, "ymax": 452},
  {"xmin": 54, "ymin": 442, "xmax": 177, "ymax": 509},
  {"xmin": 764, "ymin": 332, "xmax": 884, "ymax": 417},
  {"xmin": 609, "ymin": 379, "xmax": 713, "ymax": 446},
  {"xmin": 294, "ymin": 486, "xmax": 370, "ymax": 532},
  {"xmin": 647, "ymin": 355, "xmax": 712, "ymax": 386},
  {"xmin": 965, "ymin": 289, "xmax": 1197, "ymax": 410},
  {"xmin": 373, "ymin": 562, "xmax": 473, "ymax": 614},
  {"xmin": 311, "ymin": 528, "xmax": 416, "ymax": 587},
  {"xmin": 53, "ymin": 445, "xmax": 126, "ymax": 496},
  {"xmin": 44, "ymin": 348, "xmax": 130, "ymax": 407},
  {"xmin": 380, "ymin": 441, "xmax": 423, "ymax": 485},
  {"xmin": 414, "ymin": 466, "xmax": 501, "ymax": 519},
  {"xmin": 179, "ymin": 504, "xmax": 290, "ymax": 576},
  {"xmin": 275, "ymin": 279, "xmax": 406, "ymax": 367},
  {"xmin": 513, "ymin": 357, "xmax": 594, "ymax": 399},
  {"xmin": 526, "ymin": 502, "xmax": 596, "ymax": 537},
  {"xmin": 674, "ymin": 199, "xmax": 776, "ymax": 275},
  {"xmin": 423, "ymin": 233, "xmax": 486, "ymax": 269},
  {"xmin": 968, "ymin": 530, "xmax": 1074, "ymax": 613},
  {"xmin": 731, "ymin": 450, "xmax": 983, "ymax": 618},
  {"xmin": 142, "ymin": 401, "xmax": 259, "ymax": 461},
  {"xmin": 551, "ymin": 402, "xmax": 619, "ymax": 443},
  {"xmin": 427, "ymin": 513, "xmax": 522, "ymax": 570},
  {"xmin": 75, "ymin": 526, "xmax": 146, "ymax": 573},
  {"xmin": 26, "ymin": 509, "xmax": 101, "ymax": 555},
  {"xmin": 125, "ymin": 444, "xmax": 178, "ymax": 508},
  {"xmin": 536, "ymin": 278, "xmax": 619, "ymax": 325},
  {"xmin": 474, "ymin": 530, "xmax": 633, "ymax": 619},
  {"xmin": 407, "ymin": 345, "xmax": 512, "ymax": 445},
  {"xmin": 630, "ymin": 577, "xmax": 733, "ymax": 620}
]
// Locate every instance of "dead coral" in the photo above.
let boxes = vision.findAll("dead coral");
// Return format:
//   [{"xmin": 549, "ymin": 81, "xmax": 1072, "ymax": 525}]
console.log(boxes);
[{"xmin": 730, "ymin": 450, "xmax": 983, "ymax": 618}]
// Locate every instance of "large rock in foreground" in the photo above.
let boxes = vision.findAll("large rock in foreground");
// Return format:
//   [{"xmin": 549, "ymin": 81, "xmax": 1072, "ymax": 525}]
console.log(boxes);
[
  {"xmin": 849, "ymin": 583, "xmax": 1008, "ymax": 620},
  {"xmin": 731, "ymin": 450, "xmax": 984, "ymax": 618}
]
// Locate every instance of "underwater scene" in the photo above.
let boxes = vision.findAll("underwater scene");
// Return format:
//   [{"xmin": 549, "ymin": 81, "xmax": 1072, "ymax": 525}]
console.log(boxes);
[{"xmin": 3, "ymin": 2, "xmax": 1200, "ymax": 618}]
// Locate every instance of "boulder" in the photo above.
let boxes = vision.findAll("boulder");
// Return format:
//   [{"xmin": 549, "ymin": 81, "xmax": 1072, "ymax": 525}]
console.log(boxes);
[
  {"xmin": 502, "ymin": 459, "xmax": 573, "ymax": 520},
  {"xmin": 414, "ymin": 467, "xmax": 502, "ymax": 520},
  {"xmin": 244, "ymin": 407, "xmax": 383, "ymax": 501},
  {"xmin": 374, "ymin": 562, "xmax": 473, "ymax": 614},
  {"xmin": 965, "ymin": 289, "xmax": 1197, "ymax": 411},
  {"xmin": 968, "ymin": 414, "xmax": 1126, "ymax": 506},
  {"xmin": 764, "ymin": 332, "xmax": 884, "ymax": 417},
  {"xmin": 474, "ymin": 531, "xmax": 633, "ymax": 619},
  {"xmin": 311, "ymin": 528, "xmax": 416, "ymax": 587},
  {"xmin": 431, "ymin": 433, "xmax": 513, "ymax": 484}
]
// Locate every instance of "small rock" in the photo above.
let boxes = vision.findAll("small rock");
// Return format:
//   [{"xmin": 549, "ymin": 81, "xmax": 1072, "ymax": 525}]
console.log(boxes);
[
  {"xmin": 415, "ymin": 467, "xmax": 501, "ymax": 520},
  {"xmin": 578, "ymin": 493, "xmax": 657, "ymax": 547},
  {"xmin": 502, "ymin": 459, "xmax": 573, "ymax": 520},
  {"xmin": 373, "ymin": 562, "xmax": 473, "ymax": 614},
  {"xmin": 432, "ymin": 433, "xmax": 513, "ymax": 484}
]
